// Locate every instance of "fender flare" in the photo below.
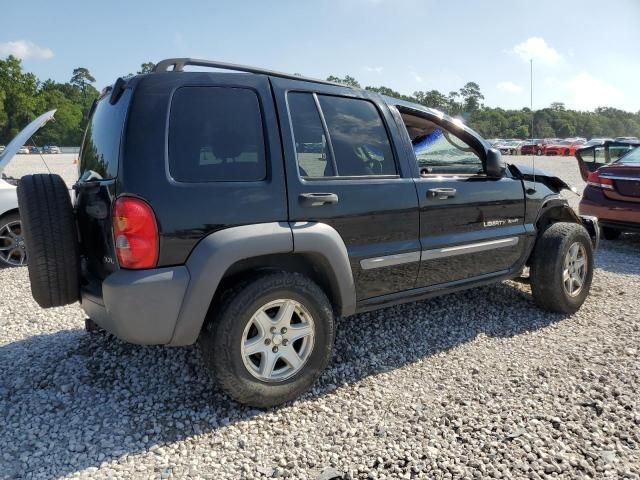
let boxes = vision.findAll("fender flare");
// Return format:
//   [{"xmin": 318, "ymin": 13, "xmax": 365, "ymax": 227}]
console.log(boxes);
[
  {"xmin": 535, "ymin": 195, "xmax": 581, "ymax": 228},
  {"xmin": 291, "ymin": 221, "xmax": 357, "ymax": 317},
  {"xmin": 169, "ymin": 221, "xmax": 356, "ymax": 346}
]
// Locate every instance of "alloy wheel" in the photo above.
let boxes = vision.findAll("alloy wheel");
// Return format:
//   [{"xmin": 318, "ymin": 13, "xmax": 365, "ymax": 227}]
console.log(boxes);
[
  {"xmin": 240, "ymin": 298, "xmax": 315, "ymax": 382},
  {"xmin": 0, "ymin": 219, "xmax": 27, "ymax": 266},
  {"xmin": 562, "ymin": 242, "xmax": 587, "ymax": 297}
]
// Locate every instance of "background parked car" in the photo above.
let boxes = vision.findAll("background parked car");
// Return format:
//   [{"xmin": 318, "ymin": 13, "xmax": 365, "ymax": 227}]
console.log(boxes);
[
  {"xmin": 544, "ymin": 139, "xmax": 585, "ymax": 156},
  {"xmin": 583, "ymin": 138, "xmax": 613, "ymax": 147},
  {"xmin": 576, "ymin": 141, "xmax": 640, "ymax": 239},
  {"xmin": 43, "ymin": 145, "xmax": 62, "ymax": 154},
  {"xmin": 0, "ymin": 145, "xmax": 5, "ymax": 153},
  {"xmin": 0, "ymin": 110, "xmax": 58, "ymax": 266},
  {"xmin": 17, "ymin": 146, "xmax": 30, "ymax": 154},
  {"xmin": 497, "ymin": 140, "xmax": 525, "ymax": 155},
  {"xmin": 520, "ymin": 139, "xmax": 543, "ymax": 155}
]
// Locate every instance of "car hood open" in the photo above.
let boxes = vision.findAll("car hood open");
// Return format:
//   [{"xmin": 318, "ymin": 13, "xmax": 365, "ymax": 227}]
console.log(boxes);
[{"xmin": 0, "ymin": 110, "xmax": 56, "ymax": 173}]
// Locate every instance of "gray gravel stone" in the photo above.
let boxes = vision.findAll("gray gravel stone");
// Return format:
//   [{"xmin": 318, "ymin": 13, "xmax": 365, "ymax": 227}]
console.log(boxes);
[{"xmin": 1, "ymin": 157, "xmax": 639, "ymax": 479}]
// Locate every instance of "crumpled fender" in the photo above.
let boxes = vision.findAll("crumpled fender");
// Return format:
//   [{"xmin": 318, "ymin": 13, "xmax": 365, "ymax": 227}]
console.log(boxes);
[{"xmin": 509, "ymin": 163, "xmax": 575, "ymax": 193}]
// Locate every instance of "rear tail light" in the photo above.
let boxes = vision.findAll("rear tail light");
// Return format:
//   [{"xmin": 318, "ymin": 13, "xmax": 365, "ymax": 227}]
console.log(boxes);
[
  {"xmin": 587, "ymin": 171, "xmax": 614, "ymax": 190},
  {"xmin": 112, "ymin": 196, "xmax": 158, "ymax": 269}
]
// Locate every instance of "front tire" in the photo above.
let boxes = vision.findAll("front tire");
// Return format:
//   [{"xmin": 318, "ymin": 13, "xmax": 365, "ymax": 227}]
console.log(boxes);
[
  {"xmin": 199, "ymin": 272, "xmax": 336, "ymax": 408},
  {"xmin": 536, "ymin": 148, "xmax": 543, "ymax": 156},
  {"xmin": 530, "ymin": 223, "xmax": 594, "ymax": 313}
]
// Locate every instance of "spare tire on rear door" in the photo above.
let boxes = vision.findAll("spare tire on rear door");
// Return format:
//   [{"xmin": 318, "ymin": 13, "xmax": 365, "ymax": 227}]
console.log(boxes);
[{"xmin": 17, "ymin": 174, "xmax": 80, "ymax": 308}]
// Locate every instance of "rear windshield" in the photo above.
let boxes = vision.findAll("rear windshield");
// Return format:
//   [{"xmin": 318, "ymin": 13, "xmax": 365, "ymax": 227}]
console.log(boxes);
[
  {"xmin": 79, "ymin": 89, "xmax": 132, "ymax": 181},
  {"xmin": 168, "ymin": 86, "xmax": 266, "ymax": 182},
  {"xmin": 616, "ymin": 146, "xmax": 640, "ymax": 164}
]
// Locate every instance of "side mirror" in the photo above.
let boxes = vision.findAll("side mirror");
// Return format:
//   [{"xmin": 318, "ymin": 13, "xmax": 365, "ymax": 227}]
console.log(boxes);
[{"xmin": 486, "ymin": 148, "xmax": 506, "ymax": 178}]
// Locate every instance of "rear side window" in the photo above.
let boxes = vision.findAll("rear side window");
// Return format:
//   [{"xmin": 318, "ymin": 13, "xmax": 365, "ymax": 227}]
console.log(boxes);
[
  {"xmin": 318, "ymin": 95, "xmax": 396, "ymax": 176},
  {"xmin": 80, "ymin": 89, "xmax": 132, "ymax": 181},
  {"xmin": 288, "ymin": 92, "xmax": 333, "ymax": 177},
  {"xmin": 169, "ymin": 87, "xmax": 266, "ymax": 182},
  {"xmin": 287, "ymin": 92, "xmax": 396, "ymax": 178}
]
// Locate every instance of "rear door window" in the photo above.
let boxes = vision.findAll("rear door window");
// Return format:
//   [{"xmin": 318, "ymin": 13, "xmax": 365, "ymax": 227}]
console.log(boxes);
[
  {"xmin": 287, "ymin": 92, "xmax": 396, "ymax": 178},
  {"xmin": 318, "ymin": 95, "xmax": 396, "ymax": 176},
  {"xmin": 169, "ymin": 87, "xmax": 266, "ymax": 182}
]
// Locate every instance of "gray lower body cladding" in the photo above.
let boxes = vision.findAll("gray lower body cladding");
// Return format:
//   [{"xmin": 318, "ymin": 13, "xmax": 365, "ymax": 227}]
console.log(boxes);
[
  {"xmin": 81, "ymin": 221, "xmax": 356, "ymax": 346},
  {"xmin": 81, "ymin": 266, "xmax": 190, "ymax": 345}
]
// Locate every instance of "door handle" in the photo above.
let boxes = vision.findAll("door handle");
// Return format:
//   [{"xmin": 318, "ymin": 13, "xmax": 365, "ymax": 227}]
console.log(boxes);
[
  {"xmin": 299, "ymin": 192, "xmax": 339, "ymax": 207},
  {"xmin": 427, "ymin": 188, "xmax": 457, "ymax": 199}
]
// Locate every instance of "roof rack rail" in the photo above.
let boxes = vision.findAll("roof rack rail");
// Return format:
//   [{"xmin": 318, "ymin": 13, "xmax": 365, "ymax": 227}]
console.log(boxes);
[{"xmin": 152, "ymin": 58, "xmax": 350, "ymax": 88}]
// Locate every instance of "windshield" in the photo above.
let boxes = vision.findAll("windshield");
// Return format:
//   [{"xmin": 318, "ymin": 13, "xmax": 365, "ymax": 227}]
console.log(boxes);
[{"xmin": 615, "ymin": 146, "xmax": 640, "ymax": 164}]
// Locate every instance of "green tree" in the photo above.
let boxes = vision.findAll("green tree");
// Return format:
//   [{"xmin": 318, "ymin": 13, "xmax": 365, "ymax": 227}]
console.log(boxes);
[
  {"xmin": 414, "ymin": 90, "xmax": 448, "ymax": 111},
  {"xmin": 459, "ymin": 82, "xmax": 484, "ymax": 114},
  {"xmin": 326, "ymin": 75, "xmax": 361, "ymax": 88},
  {"xmin": 138, "ymin": 62, "xmax": 156, "ymax": 74},
  {"xmin": 70, "ymin": 67, "xmax": 96, "ymax": 93}
]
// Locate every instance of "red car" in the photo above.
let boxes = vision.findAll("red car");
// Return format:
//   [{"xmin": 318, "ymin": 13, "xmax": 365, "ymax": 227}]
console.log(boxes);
[
  {"xmin": 520, "ymin": 138, "xmax": 560, "ymax": 156},
  {"xmin": 545, "ymin": 139, "xmax": 585, "ymax": 156},
  {"xmin": 576, "ymin": 141, "xmax": 640, "ymax": 239}
]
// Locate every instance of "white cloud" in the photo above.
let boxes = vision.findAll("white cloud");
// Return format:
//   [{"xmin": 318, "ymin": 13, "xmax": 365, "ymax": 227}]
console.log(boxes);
[
  {"xmin": 0, "ymin": 40, "xmax": 53, "ymax": 60},
  {"xmin": 509, "ymin": 37, "xmax": 561, "ymax": 65},
  {"xmin": 364, "ymin": 66, "xmax": 383, "ymax": 73},
  {"xmin": 497, "ymin": 81, "xmax": 523, "ymax": 94},
  {"xmin": 566, "ymin": 72, "xmax": 624, "ymax": 110},
  {"xmin": 411, "ymin": 72, "xmax": 423, "ymax": 82}
]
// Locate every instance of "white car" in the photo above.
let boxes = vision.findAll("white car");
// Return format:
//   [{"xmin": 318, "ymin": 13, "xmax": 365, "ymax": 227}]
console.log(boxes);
[
  {"xmin": 17, "ymin": 146, "xmax": 30, "ymax": 154},
  {"xmin": 46, "ymin": 145, "xmax": 62, "ymax": 154},
  {"xmin": 0, "ymin": 110, "xmax": 57, "ymax": 266}
]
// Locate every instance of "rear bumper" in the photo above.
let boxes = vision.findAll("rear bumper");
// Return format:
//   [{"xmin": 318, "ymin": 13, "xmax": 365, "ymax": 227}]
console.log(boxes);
[
  {"xmin": 80, "ymin": 266, "xmax": 190, "ymax": 345},
  {"xmin": 580, "ymin": 190, "xmax": 640, "ymax": 229}
]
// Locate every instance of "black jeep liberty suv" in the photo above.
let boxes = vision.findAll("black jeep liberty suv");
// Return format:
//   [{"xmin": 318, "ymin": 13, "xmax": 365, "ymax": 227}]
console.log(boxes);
[{"xmin": 18, "ymin": 58, "xmax": 599, "ymax": 407}]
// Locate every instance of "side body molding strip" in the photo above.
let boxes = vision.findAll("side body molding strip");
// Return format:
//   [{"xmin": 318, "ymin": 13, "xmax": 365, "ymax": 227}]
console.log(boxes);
[
  {"xmin": 421, "ymin": 237, "xmax": 519, "ymax": 261},
  {"xmin": 170, "ymin": 222, "xmax": 293, "ymax": 346},
  {"xmin": 360, "ymin": 251, "xmax": 421, "ymax": 270}
]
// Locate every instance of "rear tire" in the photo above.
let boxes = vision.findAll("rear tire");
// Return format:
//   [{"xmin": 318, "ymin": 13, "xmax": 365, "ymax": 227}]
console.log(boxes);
[
  {"xmin": 536, "ymin": 149, "xmax": 543, "ymax": 156},
  {"xmin": 601, "ymin": 227, "xmax": 621, "ymax": 240},
  {"xmin": 17, "ymin": 174, "xmax": 80, "ymax": 308},
  {"xmin": 530, "ymin": 223, "xmax": 593, "ymax": 314},
  {"xmin": 199, "ymin": 271, "xmax": 336, "ymax": 408}
]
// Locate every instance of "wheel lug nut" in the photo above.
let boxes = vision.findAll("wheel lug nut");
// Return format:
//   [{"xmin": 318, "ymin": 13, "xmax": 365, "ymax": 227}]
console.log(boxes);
[
  {"xmin": 264, "ymin": 338, "xmax": 271, "ymax": 345},
  {"xmin": 270, "ymin": 327, "xmax": 276, "ymax": 334},
  {"xmin": 281, "ymin": 327, "xmax": 287, "ymax": 334},
  {"xmin": 272, "ymin": 346, "xmax": 278, "ymax": 353},
  {"xmin": 282, "ymin": 339, "xmax": 288, "ymax": 346}
]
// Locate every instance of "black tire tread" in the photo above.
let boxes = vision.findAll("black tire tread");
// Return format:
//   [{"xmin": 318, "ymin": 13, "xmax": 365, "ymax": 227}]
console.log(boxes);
[
  {"xmin": 199, "ymin": 271, "xmax": 335, "ymax": 408},
  {"xmin": 17, "ymin": 174, "xmax": 79, "ymax": 308},
  {"xmin": 529, "ymin": 222, "xmax": 593, "ymax": 314}
]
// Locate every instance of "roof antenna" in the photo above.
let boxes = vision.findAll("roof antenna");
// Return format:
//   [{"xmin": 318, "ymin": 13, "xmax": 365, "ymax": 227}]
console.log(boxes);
[
  {"xmin": 30, "ymin": 139, "xmax": 52, "ymax": 175},
  {"xmin": 530, "ymin": 58, "xmax": 536, "ymax": 190}
]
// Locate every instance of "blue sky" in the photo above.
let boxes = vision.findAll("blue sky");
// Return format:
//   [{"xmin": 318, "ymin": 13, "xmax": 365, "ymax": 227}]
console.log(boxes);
[{"xmin": 1, "ymin": 0, "xmax": 639, "ymax": 112}]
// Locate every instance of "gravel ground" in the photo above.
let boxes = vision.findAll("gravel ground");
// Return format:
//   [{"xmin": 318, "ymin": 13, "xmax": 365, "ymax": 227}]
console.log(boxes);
[{"xmin": 1, "ymin": 156, "xmax": 639, "ymax": 479}]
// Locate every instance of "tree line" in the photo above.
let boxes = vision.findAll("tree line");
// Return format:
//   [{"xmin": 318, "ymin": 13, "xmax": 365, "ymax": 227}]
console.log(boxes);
[
  {"xmin": 1, "ymin": 56, "xmax": 639, "ymax": 147},
  {"xmin": 328, "ymin": 75, "xmax": 640, "ymax": 139},
  {"xmin": 0, "ymin": 56, "xmax": 154, "ymax": 146}
]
